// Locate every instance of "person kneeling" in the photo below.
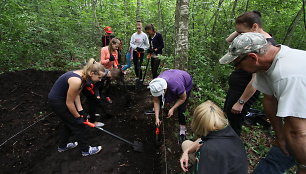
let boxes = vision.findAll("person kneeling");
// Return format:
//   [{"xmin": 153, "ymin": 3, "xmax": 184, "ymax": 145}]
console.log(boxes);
[{"xmin": 180, "ymin": 100, "xmax": 248, "ymax": 174}]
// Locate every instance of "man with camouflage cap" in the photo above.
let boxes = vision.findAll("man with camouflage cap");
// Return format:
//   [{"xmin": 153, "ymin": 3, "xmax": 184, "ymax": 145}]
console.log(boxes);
[{"xmin": 220, "ymin": 32, "xmax": 306, "ymax": 173}]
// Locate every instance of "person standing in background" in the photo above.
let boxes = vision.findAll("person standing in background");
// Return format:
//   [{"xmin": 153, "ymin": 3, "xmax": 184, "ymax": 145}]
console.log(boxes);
[
  {"xmin": 101, "ymin": 26, "xmax": 115, "ymax": 47},
  {"xmin": 145, "ymin": 24, "xmax": 164, "ymax": 78},
  {"xmin": 130, "ymin": 20, "xmax": 149, "ymax": 80}
]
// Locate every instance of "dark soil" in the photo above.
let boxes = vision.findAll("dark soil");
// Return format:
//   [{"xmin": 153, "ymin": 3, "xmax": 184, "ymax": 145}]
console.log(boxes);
[
  {"xmin": 0, "ymin": 69, "xmax": 283, "ymax": 174},
  {"xmin": 0, "ymin": 69, "xmax": 172, "ymax": 174}
]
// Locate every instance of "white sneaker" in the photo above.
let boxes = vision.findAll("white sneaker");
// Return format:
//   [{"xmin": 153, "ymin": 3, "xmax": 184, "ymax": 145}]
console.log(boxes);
[
  {"xmin": 82, "ymin": 146, "xmax": 102, "ymax": 156},
  {"xmin": 58, "ymin": 142, "xmax": 78, "ymax": 152}
]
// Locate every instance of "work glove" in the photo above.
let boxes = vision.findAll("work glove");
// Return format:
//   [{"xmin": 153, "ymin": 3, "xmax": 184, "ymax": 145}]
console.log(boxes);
[
  {"xmin": 136, "ymin": 47, "xmax": 144, "ymax": 52},
  {"xmin": 76, "ymin": 116, "xmax": 86, "ymax": 125},
  {"xmin": 109, "ymin": 55, "xmax": 115, "ymax": 61},
  {"xmin": 147, "ymin": 48, "xmax": 154, "ymax": 54},
  {"xmin": 78, "ymin": 110, "xmax": 89, "ymax": 120}
]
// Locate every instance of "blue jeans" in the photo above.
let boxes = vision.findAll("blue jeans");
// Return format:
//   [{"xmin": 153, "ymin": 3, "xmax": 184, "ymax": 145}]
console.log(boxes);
[
  {"xmin": 122, "ymin": 52, "xmax": 132, "ymax": 71},
  {"xmin": 252, "ymin": 146, "xmax": 296, "ymax": 174}
]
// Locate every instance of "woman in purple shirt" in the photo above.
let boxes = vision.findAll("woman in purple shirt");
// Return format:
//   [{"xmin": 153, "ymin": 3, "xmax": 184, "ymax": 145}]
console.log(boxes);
[{"xmin": 148, "ymin": 69, "xmax": 192, "ymax": 144}]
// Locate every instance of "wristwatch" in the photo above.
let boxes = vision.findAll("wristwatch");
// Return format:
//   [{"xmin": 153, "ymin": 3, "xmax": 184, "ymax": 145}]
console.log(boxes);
[{"xmin": 238, "ymin": 99, "xmax": 245, "ymax": 105}]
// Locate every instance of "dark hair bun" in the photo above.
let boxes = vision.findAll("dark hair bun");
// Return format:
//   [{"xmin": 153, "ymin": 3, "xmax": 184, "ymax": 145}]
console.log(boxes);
[{"xmin": 252, "ymin": 10, "xmax": 262, "ymax": 17}]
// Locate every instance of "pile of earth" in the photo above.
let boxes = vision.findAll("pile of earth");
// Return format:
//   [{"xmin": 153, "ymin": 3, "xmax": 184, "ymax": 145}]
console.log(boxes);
[{"xmin": 0, "ymin": 69, "xmax": 180, "ymax": 174}]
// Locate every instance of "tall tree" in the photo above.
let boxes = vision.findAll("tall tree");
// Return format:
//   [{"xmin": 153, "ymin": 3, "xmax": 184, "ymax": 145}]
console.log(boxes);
[
  {"xmin": 282, "ymin": 6, "xmax": 303, "ymax": 45},
  {"xmin": 174, "ymin": 0, "xmax": 189, "ymax": 70},
  {"xmin": 92, "ymin": 0, "xmax": 101, "ymax": 36},
  {"xmin": 211, "ymin": 0, "xmax": 224, "ymax": 35},
  {"xmin": 136, "ymin": 0, "xmax": 141, "ymax": 20}
]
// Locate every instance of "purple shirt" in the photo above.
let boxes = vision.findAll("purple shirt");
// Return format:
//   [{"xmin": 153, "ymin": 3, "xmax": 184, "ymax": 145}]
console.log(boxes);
[{"xmin": 158, "ymin": 69, "xmax": 192, "ymax": 102}]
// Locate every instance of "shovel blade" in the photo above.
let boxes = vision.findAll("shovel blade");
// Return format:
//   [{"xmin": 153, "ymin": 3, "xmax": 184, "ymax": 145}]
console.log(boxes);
[{"xmin": 133, "ymin": 141, "xmax": 144, "ymax": 152}]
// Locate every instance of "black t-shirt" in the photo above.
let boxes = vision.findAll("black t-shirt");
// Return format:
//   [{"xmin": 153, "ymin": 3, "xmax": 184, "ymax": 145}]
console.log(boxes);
[
  {"xmin": 198, "ymin": 126, "xmax": 248, "ymax": 174},
  {"xmin": 101, "ymin": 35, "xmax": 115, "ymax": 47}
]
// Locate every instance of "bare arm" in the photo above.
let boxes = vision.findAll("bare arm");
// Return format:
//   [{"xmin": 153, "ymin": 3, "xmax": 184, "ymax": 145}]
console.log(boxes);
[
  {"xmin": 231, "ymin": 74, "xmax": 257, "ymax": 113},
  {"xmin": 74, "ymin": 94, "xmax": 83, "ymax": 112},
  {"xmin": 225, "ymin": 31, "xmax": 239, "ymax": 43},
  {"xmin": 180, "ymin": 138, "xmax": 202, "ymax": 172},
  {"xmin": 263, "ymin": 94, "xmax": 288, "ymax": 155},
  {"xmin": 168, "ymin": 92, "xmax": 187, "ymax": 118},
  {"xmin": 153, "ymin": 96, "xmax": 161, "ymax": 126},
  {"xmin": 66, "ymin": 77, "xmax": 82, "ymax": 118}
]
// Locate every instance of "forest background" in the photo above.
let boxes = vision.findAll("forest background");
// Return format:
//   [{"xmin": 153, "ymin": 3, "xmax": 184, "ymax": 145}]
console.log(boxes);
[{"xmin": 0, "ymin": 0, "xmax": 305, "ymax": 172}]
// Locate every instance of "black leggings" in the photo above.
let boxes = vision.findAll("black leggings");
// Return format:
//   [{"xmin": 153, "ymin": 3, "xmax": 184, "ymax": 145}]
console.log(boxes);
[
  {"xmin": 133, "ymin": 51, "xmax": 144, "ymax": 78},
  {"xmin": 177, "ymin": 95, "xmax": 189, "ymax": 125},
  {"xmin": 85, "ymin": 96, "xmax": 101, "ymax": 123},
  {"xmin": 151, "ymin": 57, "xmax": 161, "ymax": 79},
  {"xmin": 49, "ymin": 100, "xmax": 89, "ymax": 152}
]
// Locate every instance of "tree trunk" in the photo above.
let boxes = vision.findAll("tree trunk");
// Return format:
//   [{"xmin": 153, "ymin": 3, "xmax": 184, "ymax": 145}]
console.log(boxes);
[
  {"xmin": 232, "ymin": 0, "xmax": 238, "ymax": 18},
  {"xmin": 136, "ymin": 0, "xmax": 141, "ymax": 21},
  {"xmin": 157, "ymin": 0, "xmax": 162, "ymax": 31},
  {"xmin": 158, "ymin": 0, "xmax": 167, "ymax": 54},
  {"xmin": 174, "ymin": 0, "xmax": 189, "ymax": 70},
  {"xmin": 92, "ymin": 0, "xmax": 101, "ymax": 34},
  {"xmin": 124, "ymin": 0, "xmax": 128, "ymax": 48},
  {"xmin": 282, "ymin": 7, "xmax": 303, "ymax": 45},
  {"xmin": 211, "ymin": 0, "xmax": 224, "ymax": 35},
  {"xmin": 245, "ymin": 0, "xmax": 250, "ymax": 12},
  {"xmin": 303, "ymin": 0, "xmax": 306, "ymax": 30}
]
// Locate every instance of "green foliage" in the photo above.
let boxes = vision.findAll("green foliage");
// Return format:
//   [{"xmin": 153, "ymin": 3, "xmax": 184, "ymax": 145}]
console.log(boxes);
[{"xmin": 0, "ymin": 0, "xmax": 304, "ymax": 172}]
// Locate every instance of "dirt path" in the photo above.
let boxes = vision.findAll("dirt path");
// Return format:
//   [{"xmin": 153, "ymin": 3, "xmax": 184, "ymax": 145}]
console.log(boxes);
[{"xmin": 0, "ymin": 69, "xmax": 166, "ymax": 174}]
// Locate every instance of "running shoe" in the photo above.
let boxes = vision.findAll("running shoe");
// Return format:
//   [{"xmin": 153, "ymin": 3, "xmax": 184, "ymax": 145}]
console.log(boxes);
[
  {"xmin": 58, "ymin": 142, "xmax": 78, "ymax": 152},
  {"xmin": 82, "ymin": 146, "xmax": 102, "ymax": 156}
]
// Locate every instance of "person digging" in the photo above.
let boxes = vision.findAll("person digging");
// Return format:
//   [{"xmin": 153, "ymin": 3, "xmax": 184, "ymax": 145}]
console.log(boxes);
[{"xmin": 147, "ymin": 69, "xmax": 193, "ymax": 144}]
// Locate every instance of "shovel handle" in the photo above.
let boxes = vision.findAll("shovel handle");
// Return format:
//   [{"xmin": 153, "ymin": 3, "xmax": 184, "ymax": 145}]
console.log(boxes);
[
  {"xmin": 155, "ymin": 127, "xmax": 160, "ymax": 135},
  {"xmin": 83, "ymin": 119, "xmax": 95, "ymax": 127}
]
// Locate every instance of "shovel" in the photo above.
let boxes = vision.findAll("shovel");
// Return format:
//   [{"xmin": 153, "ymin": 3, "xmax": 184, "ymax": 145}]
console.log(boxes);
[
  {"xmin": 141, "ymin": 53, "xmax": 152, "ymax": 83},
  {"xmin": 135, "ymin": 51, "xmax": 143, "ymax": 90},
  {"xmin": 83, "ymin": 120, "xmax": 144, "ymax": 152}
]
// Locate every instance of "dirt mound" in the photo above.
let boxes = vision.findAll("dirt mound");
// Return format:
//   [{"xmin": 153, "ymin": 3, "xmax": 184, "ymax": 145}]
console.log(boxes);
[{"xmin": 0, "ymin": 69, "xmax": 166, "ymax": 174}]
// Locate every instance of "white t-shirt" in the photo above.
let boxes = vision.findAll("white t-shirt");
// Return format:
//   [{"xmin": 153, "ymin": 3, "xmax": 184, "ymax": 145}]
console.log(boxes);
[
  {"xmin": 129, "ymin": 31, "xmax": 149, "ymax": 50},
  {"xmin": 253, "ymin": 45, "xmax": 306, "ymax": 118}
]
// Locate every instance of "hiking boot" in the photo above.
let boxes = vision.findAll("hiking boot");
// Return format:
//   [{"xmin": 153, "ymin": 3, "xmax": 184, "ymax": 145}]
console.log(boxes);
[
  {"xmin": 106, "ymin": 97, "xmax": 112, "ymax": 104},
  {"xmin": 178, "ymin": 134, "xmax": 186, "ymax": 145},
  {"xmin": 58, "ymin": 142, "xmax": 78, "ymax": 152},
  {"xmin": 94, "ymin": 122, "xmax": 105, "ymax": 128},
  {"xmin": 144, "ymin": 108, "xmax": 155, "ymax": 115},
  {"xmin": 82, "ymin": 146, "xmax": 102, "ymax": 157}
]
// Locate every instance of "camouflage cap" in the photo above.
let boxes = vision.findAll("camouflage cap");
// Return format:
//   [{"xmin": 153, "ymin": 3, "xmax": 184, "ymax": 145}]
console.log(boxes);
[{"xmin": 219, "ymin": 32, "xmax": 268, "ymax": 64}]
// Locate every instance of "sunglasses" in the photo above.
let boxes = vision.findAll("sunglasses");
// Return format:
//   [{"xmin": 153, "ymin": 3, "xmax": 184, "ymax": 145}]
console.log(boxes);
[
  {"xmin": 232, "ymin": 54, "xmax": 249, "ymax": 67},
  {"xmin": 137, "ymin": 27, "xmax": 141, "ymax": 29}
]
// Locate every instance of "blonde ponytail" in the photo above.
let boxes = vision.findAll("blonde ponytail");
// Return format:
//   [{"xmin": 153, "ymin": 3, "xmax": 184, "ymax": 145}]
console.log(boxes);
[
  {"xmin": 191, "ymin": 100, "xmax": 228, "ymax": 137},
  {"xmin": 82, "ymin": 58, "xmax": 105, "ymax": 80}
]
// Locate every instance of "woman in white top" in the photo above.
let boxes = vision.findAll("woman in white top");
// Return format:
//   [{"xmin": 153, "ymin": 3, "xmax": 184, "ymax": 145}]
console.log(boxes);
[{"xmin": 130, "ymin": 20, "xmax": 149, "ymax": 80}]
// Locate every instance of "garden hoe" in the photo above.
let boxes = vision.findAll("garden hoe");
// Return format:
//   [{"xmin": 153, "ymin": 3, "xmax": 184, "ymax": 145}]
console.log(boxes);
[{"xmin": 83, "ymin": 120, "xmax": 144, "ymax": 152}]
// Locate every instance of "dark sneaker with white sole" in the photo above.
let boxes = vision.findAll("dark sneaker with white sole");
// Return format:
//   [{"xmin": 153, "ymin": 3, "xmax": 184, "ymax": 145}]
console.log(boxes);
[
  {"xmin": 82, "ymin": 146, "xmax": 102, "ymax": 156},
  {"xmin": 178, "ymin": 134, "xmax": 186, "ymax": 145},
  {"xmin": 58, "ymin": 142, "xmax": 78, "ymax": 152}
]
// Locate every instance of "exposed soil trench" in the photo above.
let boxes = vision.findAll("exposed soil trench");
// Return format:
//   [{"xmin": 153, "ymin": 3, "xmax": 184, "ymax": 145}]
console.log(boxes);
[{"xmin": 0, "ymin": 69, "xmax": 176, "ymax": 174}]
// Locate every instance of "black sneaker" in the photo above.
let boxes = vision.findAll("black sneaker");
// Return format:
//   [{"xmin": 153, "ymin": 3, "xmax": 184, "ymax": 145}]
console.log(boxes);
[
  {"xmin": 178, "ymin": 134, "xmax": 186, "ymax": 145},
  {"xmin": 144, "ymin": 108, "xmax": 155, "ymax": 115}
]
